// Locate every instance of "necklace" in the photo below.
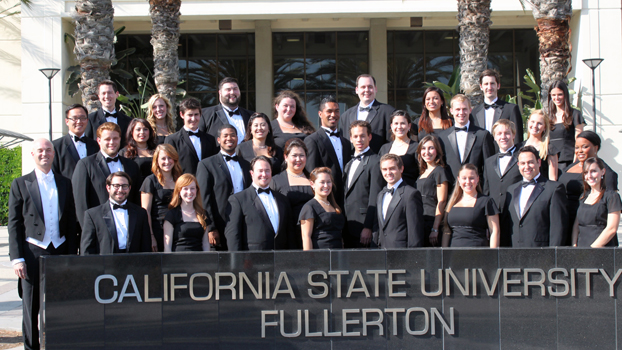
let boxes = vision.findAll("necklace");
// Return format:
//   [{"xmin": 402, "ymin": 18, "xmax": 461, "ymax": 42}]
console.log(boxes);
[
  {"xmin": 253, "ymin": 142, "xmax": 267, "ymax": 149},
  {"xmin": 288, "ymin": 170, "xmax": 306, "ymax": 178},
  {"xmin": 181, "ymin": 208, "xmax": 196, "ymax": 215},
  {"xmin": 281, "ymin": 120, "xmax": 296, "ymax": 129},
  {"xmin": 316, "ymin": 198, "xmax": 331, "ymax": 206}
]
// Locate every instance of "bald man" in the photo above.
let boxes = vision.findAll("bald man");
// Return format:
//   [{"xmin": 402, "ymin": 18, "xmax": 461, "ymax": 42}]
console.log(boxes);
[{"xmin": 8, "ymin": 138, "xmax": 77, "ymax": 350}]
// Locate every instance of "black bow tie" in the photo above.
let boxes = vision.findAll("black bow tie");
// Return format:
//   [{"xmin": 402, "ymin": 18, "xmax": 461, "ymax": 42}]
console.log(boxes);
[
  {"xmin": 104, "ymin": 111, "xmax": 116, "ymax": 118},
  {"xmin": 352, "ymin": 154, "xmax": 365, "ymax": 161},
  {"xmin": 112, "ymin": 203, "xmax": 128, "ymax": 210},
  {"xmin": 455, "ymin": 126, "xmax": 468, "ymax": 132},
  {"xmin": 224, "ymin": 155, "xmax": 239, "ymax": 162},
  {"xmin": 359, "ymin": 106, "xmax": 371, "ymax": 112},
  {"xmin": 187, "ymin": 130, "xmax": 199, "ymax": 137},
  {"xmin": 326, "ymin": 130, "xmax": 340, "ymax": 138},
  {"xmin": 257, "ymin": 187, "xmax": 271, "ymax": 195},
  {"xmin": 521, "ymin": 179, "xmax": 536, "ymax": 188},
  {"xmin": 499, "ymin": 147, "xmax": 515, "ymax": 158},
  {"xmin": 384, "ymin": 187, "xmax": 395, "ymax": 196},
  {"xmin": 105, "ymin": 156, "xmax": 119, "ymax": 163},
  {"xmin": 73, "ymin": 135, "xmax": 88, "ymax": 143},
  {"xmin": 484, "ymin": 103, "xmax": 498, "ymax": 110},
  {"xmin": 226, "ymin": 109, "xmax": 240, "ymax": 117}
]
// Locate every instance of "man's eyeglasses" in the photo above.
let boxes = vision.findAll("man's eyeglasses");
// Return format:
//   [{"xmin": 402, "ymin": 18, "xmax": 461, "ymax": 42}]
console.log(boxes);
[
  {"xmin": 110, "ymin": 184, "xmax": 130, "ymax": 190},
  {"xmin": 67, "ymin": 117, "xmax": 88, "ymax": 122}
]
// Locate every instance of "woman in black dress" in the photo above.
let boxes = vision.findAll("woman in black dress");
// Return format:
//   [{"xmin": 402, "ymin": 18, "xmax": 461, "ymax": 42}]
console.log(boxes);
[
  {"xmin": 119, "ymin": 118, "xmax": 157, "ymax": 182},
  {"xmin": 571, "ymin": 157, "xmax": 621, "ymax": 247},
  {"xmin": 379, "ymin": 110, "xmax": 419, "ymax": 187},
  {"xmin": 442, "ymin": 164, "xmax": 500, "ymax": 248},
  {"xmin": 140, "ymin": 144, "xmax": 182, "ymax": 252},
  {"xmin": 517, "ymin": 110, "xmax": 558, "ymax": 180},
  {"xmin": 416, "ymin": 135, "xmax": 450, "ymax": 246},
  {"xmin": 271, "ymin": 138, "xmax": 314, "ymax": 249},
  {"xmin": 146, "ymin": 94, "xmax": 175, "ymax": 144},
  {"xmin": 271, "ymin": 90, "xmax": 315, "ymax": 149},
  {"xmin": 548, "ymin": 80, "xmax": 585, "ymax": 171},
  {"xmin": 299, "ymin": 167, "xmax": 345, "ymax": 250},
  {"xmin": 163, "ymin": 174, "xmax": 211, "ymax": 252},
  {"xmin": 413, "ymin": 86, "xmax": 453, "ymax": 141},
  {"xmin": 237, "ymin": 113, "xmax": 284, "ymax": 174}
]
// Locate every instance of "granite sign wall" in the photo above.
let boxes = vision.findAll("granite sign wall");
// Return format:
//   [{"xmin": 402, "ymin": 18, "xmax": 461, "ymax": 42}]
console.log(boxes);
[{"xmin": 41, "ymin": 248, "xmax": 622, "ymax": 349}]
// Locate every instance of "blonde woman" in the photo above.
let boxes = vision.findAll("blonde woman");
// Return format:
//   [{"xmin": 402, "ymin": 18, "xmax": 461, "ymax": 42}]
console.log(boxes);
[
  {"xmin": 517, "ymin": 109, "xmax": 559, "ymax": 180},
  {"xmin": 146, "ymin": 94, "xmax": 176, "ymax": 144}
]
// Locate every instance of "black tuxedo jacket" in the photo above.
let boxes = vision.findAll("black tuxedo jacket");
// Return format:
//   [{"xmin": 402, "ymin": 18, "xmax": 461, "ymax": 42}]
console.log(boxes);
[
  {"xmin": 196, "ymin": 153, "xmax": 252, "ymax": 238},
  {"xmin": 199, "ymin": 104, "xmax": 254, "ymax": 142},
  {"xmin": 470, "ymin": 99, "xmax": 524, "ymax": 144},
  {"xmin": 80, "ymin": 201, "xmax": 151, "ymax": 255},
  {"xmin": 164, "ymin": 129, "xmax": 217, "ymax": 175},
  {"xmin": 8, "ymin": 171, "xmax": 78, "ymax": 263},
  {"xmin": 84, "ymin": 109, "xmax": 133, "ymax": 147},
  {"xmin": 502, "ymin": 177, "xmax": 568, "ymax": 247},
  {"xmin": 224, "ymin": 186, "xmax": 292, "ymax": 251},
  {"xmin": 438, "ymin": 124, "xmax": 495, "ymax": 180},
  {"xmin": 376, "ymin": 182, "xmax": 425, "ymax": 248},
  {"xmin": 304, "ymin": 129, "xmax": 352, "ymax": 207},
  {"xmin": 482, "ymin": 151, "xmax": 522, "ymax": 215},
  {"xmin": 339, "ymin": 100, "xmax": 395, "ymax": 153},
  {"xmin": 52, "ymin": 134, "xmax": 100, "ymax": 180},
  {"xmin": 72, "ymin": 152, "xmax": 141, "ymax": 227},
  {"xmin": 343, "ymin": 150, "xmax": 385, "ymax": 240}
]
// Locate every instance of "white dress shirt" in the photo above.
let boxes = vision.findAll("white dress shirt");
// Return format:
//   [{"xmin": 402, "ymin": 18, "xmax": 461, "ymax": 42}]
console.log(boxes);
[
  {"xmin": 484, "ymin": 97, "xmax": 498, "ymax": 132},
  {"xmin": 103, "ymin": 108, "xmax": 118, "ymax": 124},
  {"xmin": 27, "ymin": 169, "xmax": 64, "ymax": 250},
  {"xmin": 322, "ymin": 126, "xmax": 344, "ymax": 170},
  {"xmin": 69, "ymin": 131, "xmax": 87, "ymax": 159},
  {"xmin": 357, "ymin": 99, "xmax": 375, "ymax": 121},
  {"xmin": 347, "ymin": 146, "xmax": 370, "ymax": 187},
  {"xmin": 254, "ymin": 184, "xmax": 280, "ymax": 233},
  {"xmin": 184, "ymin": 127, "xmax": 202, "ymax": 160},
  {"xmin": 382, "ymin": 178, "xmax": 403, "ymax": 220},
  {"xmin": 110, "ymin": 199, "xmax": 129, "ymax": 250},
  {"xmin": 498, "ymin": 146, "xmax": 516, "ymax": 175},
  {"xmin": 222, "ymin": 106, "xmax": 246, "ymax": 143},
  {"xmin": 102, "ymin": 151, "xmax": 124, "ymax": 174},
  {"xmin": 455, "ymin": 121, "xmax": 470, "ymax": 162},
  {"xmin": 519, "ymin": 173, "xmax": 540, "ymax": 217},
  {"xmin": 222, "ymin": 151, "xmax": 244, "ymax": 193}
]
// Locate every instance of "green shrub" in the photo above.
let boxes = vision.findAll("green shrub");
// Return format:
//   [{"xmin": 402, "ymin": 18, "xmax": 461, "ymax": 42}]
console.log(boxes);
[{"xmin": 0, "ymin": 146, "xmax": 22, "ymax": 225}]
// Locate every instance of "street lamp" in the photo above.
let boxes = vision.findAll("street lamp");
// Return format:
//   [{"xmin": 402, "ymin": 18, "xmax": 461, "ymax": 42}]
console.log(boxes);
[
  {"xmin": 39, "ymin": 68, "xmax": 61, "ymax": 140},
  {"xmin": 582, "ymin": 58, "xmax": 604, "ymax": 132}
]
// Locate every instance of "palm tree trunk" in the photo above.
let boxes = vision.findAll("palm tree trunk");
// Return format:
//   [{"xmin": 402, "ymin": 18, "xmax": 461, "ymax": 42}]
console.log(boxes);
[
  {"xmin": 149, "ymin": 0, "xmax": 181, "ymax": 108},
  {"xmin": 457, "ymin": 0, "xmax": 492, "ymax": 106},
  {"xmin": 72, "ymin": 0, "xmax": 115, "ymax": 112}
]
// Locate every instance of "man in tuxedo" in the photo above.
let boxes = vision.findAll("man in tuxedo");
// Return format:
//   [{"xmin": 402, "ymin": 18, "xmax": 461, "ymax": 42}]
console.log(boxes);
[
  {"xmin": 9, "ymin": 138, "xmax": 77, "ymax": 350},
  {"xmin": 305, "ymin": 96, "xmax": 352, "ymax": 208},
  {"xmin": 339, "ymin": 74, "xmax": 395, "ymax": 153},
  {"xmin": 84, "ymin": 80, "xmax": 133, "ymax": 147},
  {"xmin": 52, "ymin": 104, "xmax": 100, "ymax": 179},
  {"xmin": 438, "ymin": 94, "xmax": 495, "ymax": 180},
  {"xmin": 502, "ymin": 146, "xmax": 568, "ymax": 247},
  {"xmin": 469, "ymin": 69, "xmax": 523, "ymax": 144},
  {"xmin": 483, "ymin": 119, "xmax": 523, "ymax": 216},
  {"xmin": 376, "ymin": 154, "xmax": 424, "ymax": 248},
  {"xmin": 343, "ymin": 120, "xmax": 385, "ymax": 248},
  {"xmin": 199, "ymin": 77, "xmax": 254, "ymax": 144},
  {"xmin": 72, "ymin": 122, "xmax": 141, "ymax": 227},
  {"xmin": 225, "ymin": 156, "xmax": 292, "ymax": 251},
  {"xmin": 165, "ymin": 97, "xmax": 217, "ymax": 175},
  {"xmin": 196, "ymin": 124, "xmax": 252, "ymax": 251},
  {"xmin": 81, "ymin": 172, "xmax": 151, "ymax": 254}
]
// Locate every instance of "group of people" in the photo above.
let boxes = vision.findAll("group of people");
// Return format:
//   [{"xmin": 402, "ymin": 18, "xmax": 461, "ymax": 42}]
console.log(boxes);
[{"xmin": 8, "ymin": 72, "xmax": 621, "ymax": 349}]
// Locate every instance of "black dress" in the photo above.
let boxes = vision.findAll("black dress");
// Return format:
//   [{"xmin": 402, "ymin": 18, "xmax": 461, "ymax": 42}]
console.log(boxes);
[
  {"xmin": 447, "ymin": 195, "xmax": 498, "ymax": 247},
  {"xmin": 271, "ymin": 119, "xmax": 309, "ymax": 149},
  {"xmin": 236, "ymin": 140, "xmax": 284, "ymax": 175},
  {"xmin": 119, "ymin": 148, "xmax": 154, "ymax": 181},
  {"xmin": 271, "ymin": 172, "xmax": 314, "ymax": 249},
  {"xmin": 416, "ymin": 166, "xmax": 451, "ymax": 245},
  {"xmin": 379, "ymin": 140, "xmax": 420, "ymax": 187},
  {"xmin": 140, "ymin": 174, "xmax": 173, "ymax": 252},
  {"xmin": 549, "ymin": 109, "xmax": 584, "ymax": 170},
  {"xmin": 413, "ymin": 117, "xmax": 452, "ymax": 141},
  {"xmin": 576, "ymin": 190, "xmax": 621, "ymax": 247},
  {"xmin": 155, "ymin": 135, "xmax": 167, "ymax": 145},
  {"xmin": 558, "ymin": 170, "xmax": 583, "ymax": 244},
  {"xmin": 164, "ymin": 206, "xmax": 206, "ymax": 252},
  {"xmin": 298, "ymin": 198, "xmax": 345, "ymax": 249}
]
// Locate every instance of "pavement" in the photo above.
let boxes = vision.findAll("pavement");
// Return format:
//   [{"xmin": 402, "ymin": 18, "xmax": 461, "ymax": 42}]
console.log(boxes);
[{"xmin": 0, "ymin": 226, "xmax": 23, "ymax": 349}]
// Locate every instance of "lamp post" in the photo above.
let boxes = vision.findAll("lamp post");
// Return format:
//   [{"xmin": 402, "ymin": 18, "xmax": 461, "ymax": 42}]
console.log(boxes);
[
  {"xmin": 582, "ymin": 58, "xmax": 604, "ymax": 132},
  {"xmin": 39, "ymin": 68, "xmax": 61, "ymax": 140}
]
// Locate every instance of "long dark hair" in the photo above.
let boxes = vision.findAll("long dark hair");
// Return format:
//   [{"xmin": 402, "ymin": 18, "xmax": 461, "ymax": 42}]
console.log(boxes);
[
  {"xmin": 418, "ymin": 86, "xmax": 453, "ymax": 134},
  {"xmin": 417, "ymin": 135, "xmax": 445, "ymax": 174},
  {"xmin": 548, "ymin": 80, "xmax": 573, "ymax": 129},
  {"xmin": 581, "ymin": 157, "xmax": 606, "ymax": 202},
  {"xmin": 282, "ymin": 138, "xmax": 310, "ymax": 176},
  {"xmin": 243, "ymin": 113, "xmax": 277, "ymax": 157},
  {"xmin": 309, "ymin": 167, "xmax": 341, "ymax": 214},
  {"xmin": 273, "ymin": 90, "xmax": 315, "ymax": 135},
  {"xmin": 124, "ymin": 118, "xmax": 157, "ymax": 158},
  {"xmin": 389, "ymin": 110, "xmax": 413, "ymax": 141},
  {"xmin": 445, "ymin": 163, "xmax": 481, "ymax": 213}
]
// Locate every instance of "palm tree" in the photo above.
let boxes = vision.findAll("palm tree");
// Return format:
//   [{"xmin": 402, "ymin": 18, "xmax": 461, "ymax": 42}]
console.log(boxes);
[
  {"xmin": 149, "ymin": 0, "xmax": 181, "ymax": 108},
  {"xmin": 457, "ymin": 0, "xmax": 492, "ymax": 106},
  {"xmin": 72, "ymin": 0, "xmax": 115, "ymax": 112}
]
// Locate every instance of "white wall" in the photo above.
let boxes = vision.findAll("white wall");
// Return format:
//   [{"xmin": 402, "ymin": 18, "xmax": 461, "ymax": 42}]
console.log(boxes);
[{"xmin": 0, "ymin": 0, "xmax": 23, "ymax": 138}]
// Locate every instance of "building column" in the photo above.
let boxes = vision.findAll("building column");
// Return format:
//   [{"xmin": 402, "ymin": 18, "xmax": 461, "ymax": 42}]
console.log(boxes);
[
  {"xmin": 255, "ymin": 20, "xmax": 273, "ymax": 115},
  {"xmin": 369, "ymin": 18, "xmax": 388, "ymax": 103}
]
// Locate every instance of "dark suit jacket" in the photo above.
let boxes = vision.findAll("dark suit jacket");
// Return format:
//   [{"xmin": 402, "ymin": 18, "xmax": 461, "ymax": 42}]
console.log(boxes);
[
  {"xmin": 482, "ymin": 150, "xmax": 522, "ymax": 214},
  {"xmin": 80, "ymin": 201, "xmax": 151, "ymax": 255},
  {"xmin": 72, "ymin": 152, "xmax": 141, "ymax": 227},
  {"xmin": 196, "ymin": 153, "xmax": 252, "ymax": 239},
  {"xmin": 84, "ymin": 109, "xmax": 133, "ymax": 147},
  {"xmin": 199, "ymin": 104, "xmax": 254, "ymax": 143},
  {"xmin": 376, "ymin": 182, "xmax": 425, "ymax": 248},
  {"xmin": 304, "ymin": 129, "xmax": 352, "ymax": 207},
  {"xmin": 224, "ymin": 186, "xmax": 292, "ymax": 251},
  {"xmin": 438, "ymin": 124, "xmax": 495, "ymax": 180},
  {"xmin": 339, "ymin": 100, "xmax": 396, "ymax": 153},
  {"xmin": 8, "ymin": 171, "xmax": 78, "ymax": 265},
  {"xmin": 164, "ymin": 129, "xmax": 217, "ymax": 175},
  {"xmin": 52, "ymin": 134, "xmax": 100, "ymax": 180},
  {"xmin": 470, "ymin": 99, "xmax": 524, "ymax": 144},
  {"xmin": 502, "ymin": 177, "xmax": 568, "ymax": 247},
  {"xmin": 343, "ymin": 149, "xmax": 385, "ymax": 239}
]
